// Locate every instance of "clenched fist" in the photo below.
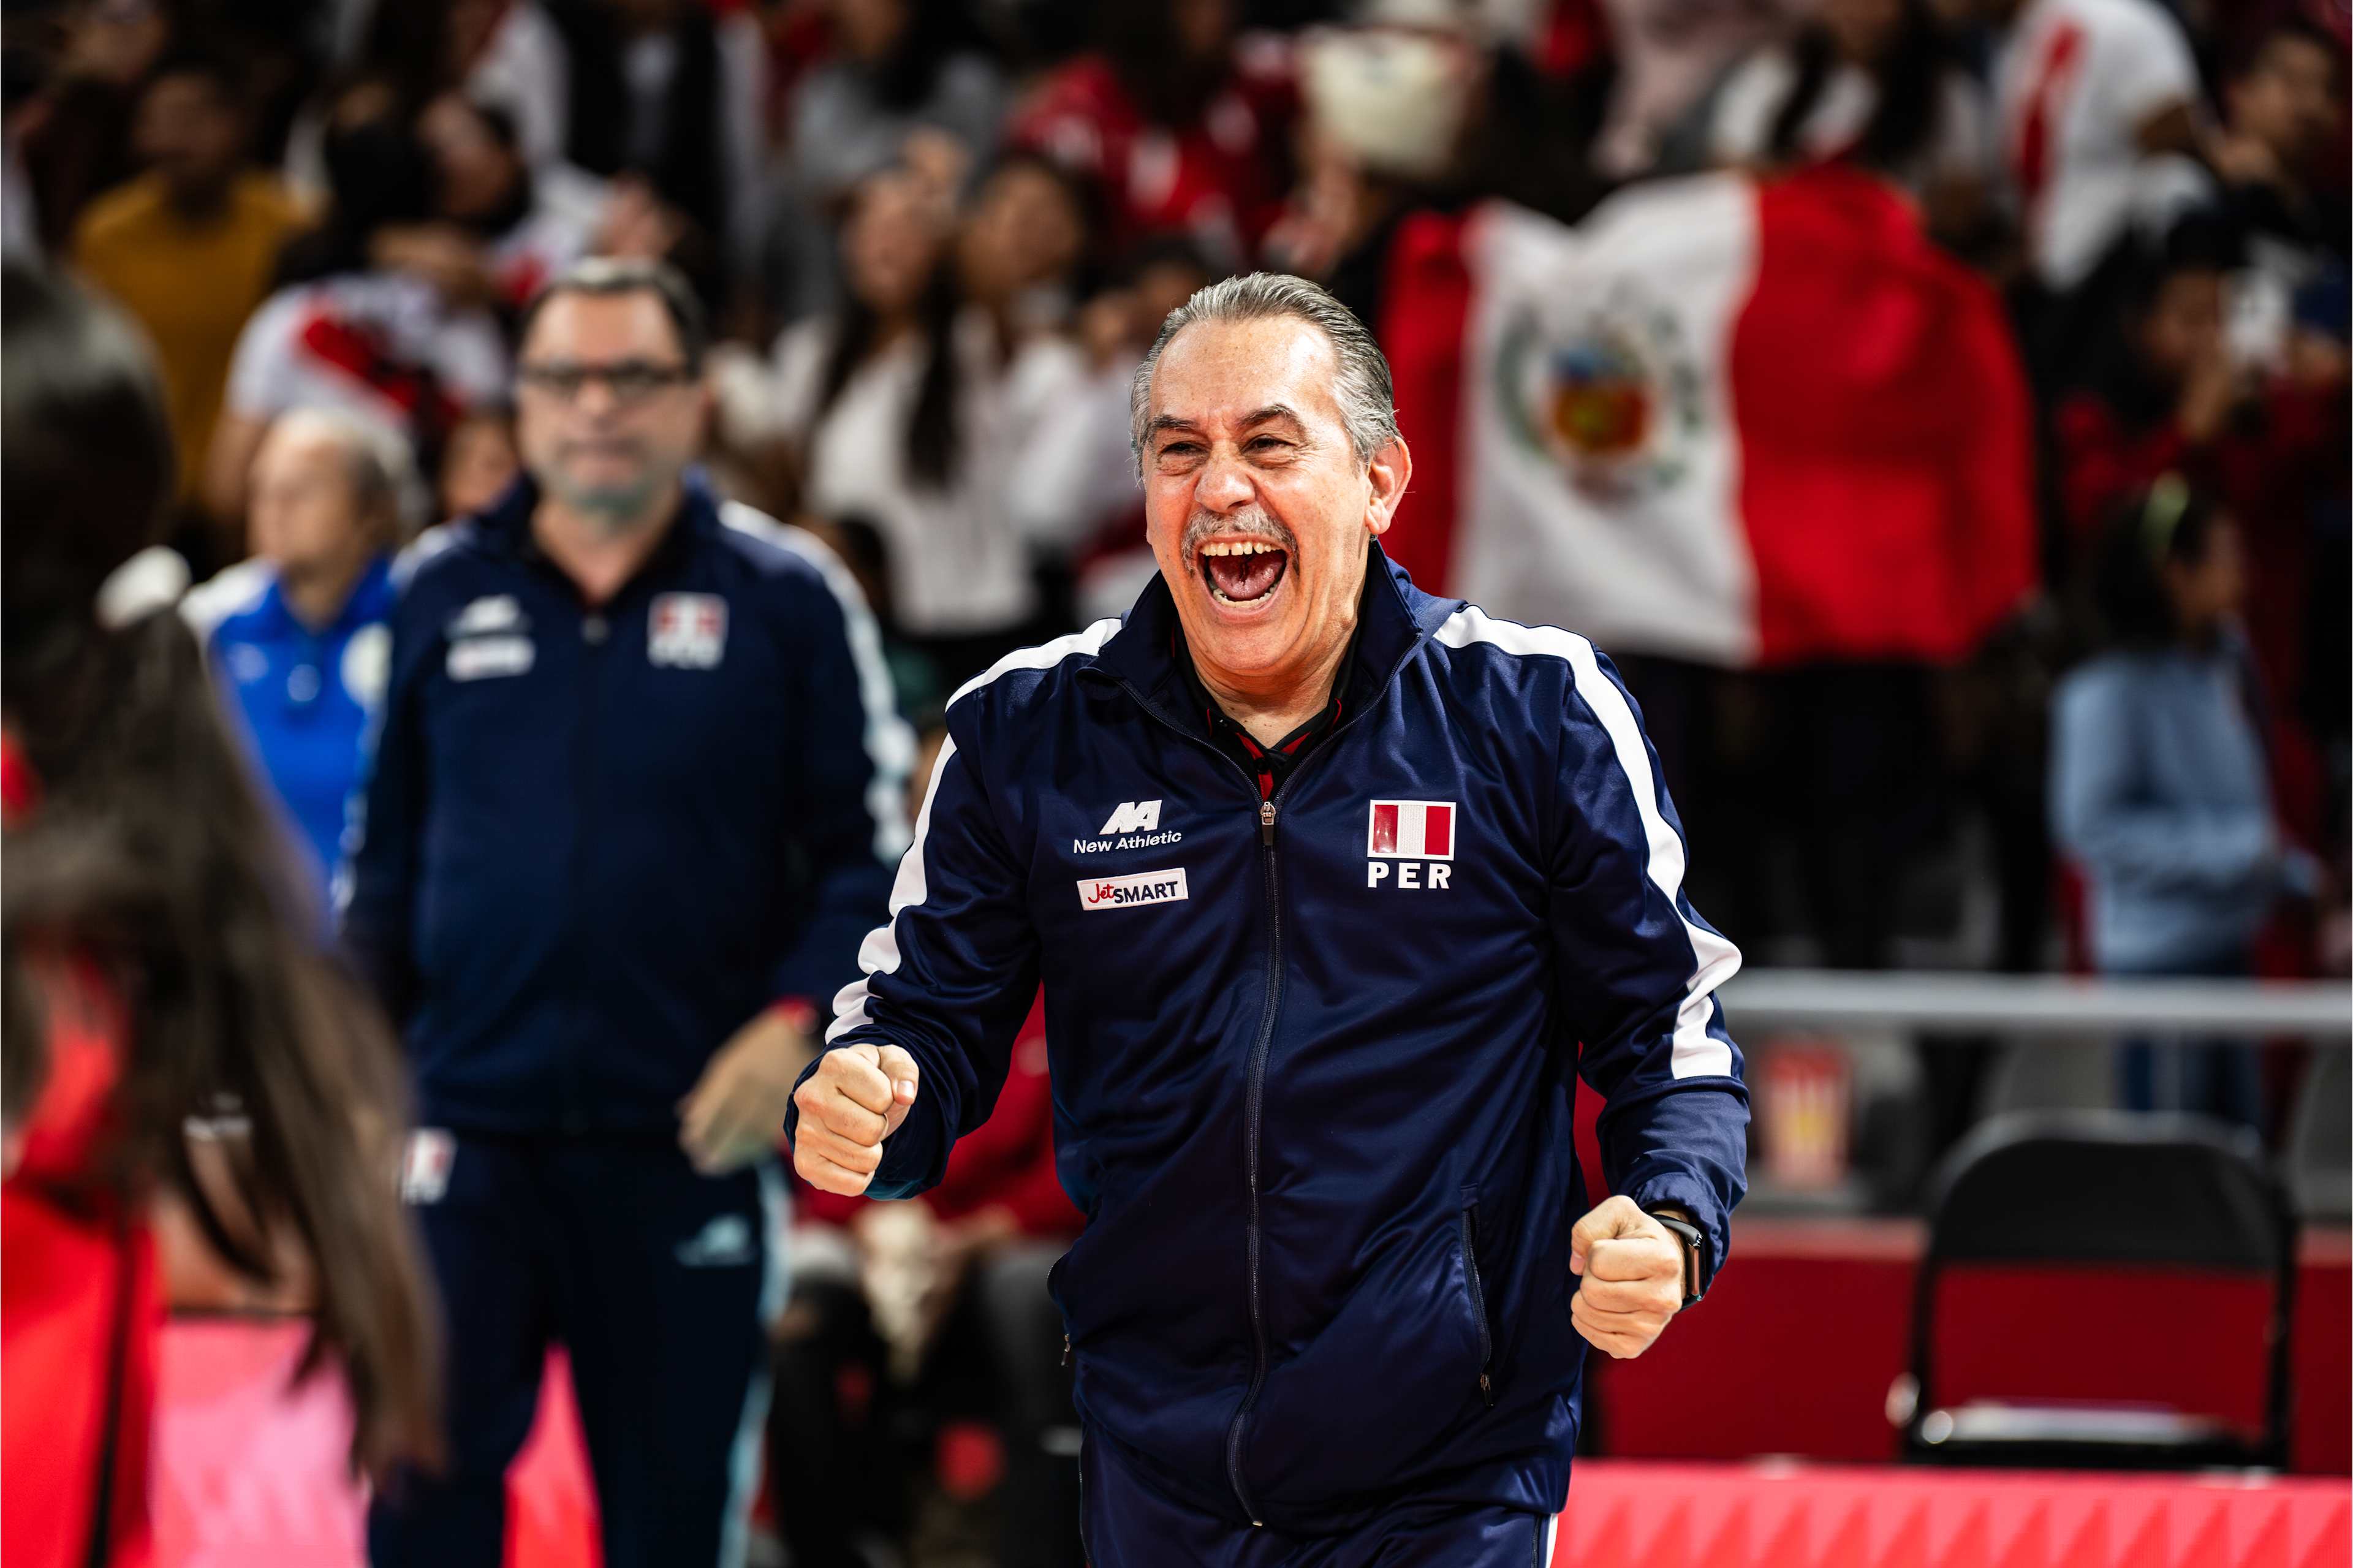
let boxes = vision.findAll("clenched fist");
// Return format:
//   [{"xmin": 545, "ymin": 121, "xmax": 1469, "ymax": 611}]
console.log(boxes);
[
  {"xmin": 791, "ymin": 1042, "xmax": 921, "ymax": 1195},
  {"xmin": 1567, "ymin": 1196, "xmax": 1686, "ymax": 1361}
]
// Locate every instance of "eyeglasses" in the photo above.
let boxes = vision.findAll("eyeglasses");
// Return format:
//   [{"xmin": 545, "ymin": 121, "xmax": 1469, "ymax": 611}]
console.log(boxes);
[{"xmin": 515, "ymin": 360, "xmax": 697, "ymax": 405}]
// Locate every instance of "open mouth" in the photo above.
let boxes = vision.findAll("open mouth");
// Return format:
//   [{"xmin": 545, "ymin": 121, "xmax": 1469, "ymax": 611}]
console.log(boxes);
[{"xmin": 1197, "ymin": 540, "xmax": 1290, "ymax": 606}]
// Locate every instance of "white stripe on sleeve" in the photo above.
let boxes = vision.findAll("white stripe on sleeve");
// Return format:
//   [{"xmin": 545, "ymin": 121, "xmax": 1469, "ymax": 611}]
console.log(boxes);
[
  {"xmin": 1435, "ymin": 604, "xmax": 1741, "ymax": 1078},
  {"xmin": 825, "ymin": 619, "xmax": 1123, "ymax": 1044},
  {"xmin": 722, "ymin": 501, "xmax": 917, "ymax": 861}
]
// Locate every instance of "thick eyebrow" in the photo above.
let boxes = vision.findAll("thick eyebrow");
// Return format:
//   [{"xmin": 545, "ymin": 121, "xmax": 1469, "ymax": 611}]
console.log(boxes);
[
  {"xmin": 1238, "ymin": 404, "xmax": 1305, "ymax": 433},
  {"xmin": 1145, "ymin": 406, "xmax": 1307, "ymax": 447}
]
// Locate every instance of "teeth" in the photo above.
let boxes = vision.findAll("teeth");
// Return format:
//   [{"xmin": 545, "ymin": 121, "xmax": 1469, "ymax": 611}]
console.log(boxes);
[{"xmin": 1199, "ymin": 541, "xmax": 1282, "ymax": 557}]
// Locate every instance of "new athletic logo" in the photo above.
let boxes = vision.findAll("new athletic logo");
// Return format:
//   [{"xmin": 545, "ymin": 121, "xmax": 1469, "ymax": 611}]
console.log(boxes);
[
  {"xmin": 1099, "ymin": 799, "xmax": 1162, "ymax": 835},
  {"xmin": 1077, "ymin": 866, "xmax": 1190, "ymax": 911},
  {"xmin": 1073, "ymin": 799, "xmax": 1183, "ymax": 855},
  {"xmin": 1366, "ymin": 800, "xmax": 1457, "ymax": 890}
]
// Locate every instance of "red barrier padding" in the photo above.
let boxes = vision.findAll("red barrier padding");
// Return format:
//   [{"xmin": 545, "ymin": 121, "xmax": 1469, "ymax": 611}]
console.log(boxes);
[{"xmin": 1553, "ymin": 1463, "xmax": 2352, "ymax": 1568}]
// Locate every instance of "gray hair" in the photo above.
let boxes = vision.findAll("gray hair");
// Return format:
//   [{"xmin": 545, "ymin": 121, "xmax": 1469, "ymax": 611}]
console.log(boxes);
[
  {"xmin": 268, "ymin": 407, "xmax": 430, "ymax": 540},
  {"xmin": 1129, "ymin": 272, "xmax": 1400, "ymax": 476}
]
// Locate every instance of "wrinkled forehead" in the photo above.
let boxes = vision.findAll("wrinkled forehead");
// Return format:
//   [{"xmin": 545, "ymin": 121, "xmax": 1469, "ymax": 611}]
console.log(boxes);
[{"xmin": 1147, "ymin": 315, "xmax": 1347, "ymax": 439}]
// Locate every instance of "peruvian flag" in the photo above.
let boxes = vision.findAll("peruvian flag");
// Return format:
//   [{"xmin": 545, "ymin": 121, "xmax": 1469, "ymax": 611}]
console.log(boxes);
[
  {"xmin": 1367, "ymin": 800, "xmax": 1456, "ymax": 860},
  {"xmin": 1379, "ymin": 167, "xmax": 2037, "ymax": 667}
]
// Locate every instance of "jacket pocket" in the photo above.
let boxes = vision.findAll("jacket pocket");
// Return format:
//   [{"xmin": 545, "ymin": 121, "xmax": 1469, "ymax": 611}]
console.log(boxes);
[{"xmin": 1458, "ymin": 1187, "xmax": 1496, "ymax": 1408}]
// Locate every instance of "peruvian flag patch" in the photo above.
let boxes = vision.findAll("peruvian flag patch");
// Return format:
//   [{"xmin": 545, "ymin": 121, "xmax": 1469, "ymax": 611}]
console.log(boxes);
[
  {"xmin": 649, "ymin": 593, "xmax": 728, "ymax": 668},
  {"xmin": 1366, "ymin": 800, "xmax": 1457, "ymax": 860}
]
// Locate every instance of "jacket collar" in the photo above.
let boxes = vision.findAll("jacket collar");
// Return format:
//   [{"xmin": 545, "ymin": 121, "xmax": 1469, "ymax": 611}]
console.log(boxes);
[{"xmin": 1090, "ymin": 538, "xmax": 1458, "ymax": 728}]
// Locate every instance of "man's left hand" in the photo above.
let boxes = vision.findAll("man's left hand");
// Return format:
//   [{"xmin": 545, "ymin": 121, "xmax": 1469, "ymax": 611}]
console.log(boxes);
[
  {"xmin": 1567, "ymin": 1196, "xmax": 1684, "ymax": 1360},
  {"xmin": 679, "ymin": 1007, "xmax": 819, "ymax": 1175}
]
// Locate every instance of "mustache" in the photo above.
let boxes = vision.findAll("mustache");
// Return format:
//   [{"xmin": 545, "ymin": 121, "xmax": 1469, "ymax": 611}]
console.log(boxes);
[{"xmin": 1180, "ymin": 509, "xmax": 1296, "ymax": 558}]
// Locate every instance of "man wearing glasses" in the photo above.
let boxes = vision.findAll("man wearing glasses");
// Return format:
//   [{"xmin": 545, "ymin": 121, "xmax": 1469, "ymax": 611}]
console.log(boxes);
[{"xmin": 347, "ymin": 258, "xmax": 911, "ymax": 1567}]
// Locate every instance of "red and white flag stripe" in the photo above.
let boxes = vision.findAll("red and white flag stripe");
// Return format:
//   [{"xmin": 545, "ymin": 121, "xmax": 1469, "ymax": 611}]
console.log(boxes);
[
  {"xmin": 1377, "ymin": 167, "xmax": 2036, "ymax": 668},
  {"xmin": 1367, "ymin": 800, "xmax": 1456, "ymax": 860}
]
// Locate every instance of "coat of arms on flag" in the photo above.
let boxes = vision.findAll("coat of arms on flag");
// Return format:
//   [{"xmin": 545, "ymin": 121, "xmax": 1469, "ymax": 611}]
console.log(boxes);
[
  {"xmin": 649, "ymin": 593, "xmax": 727, "ymax": 668},
  {"xmin": 1366, "ymin": 800, "xmax": 1457, "ymax": 861},
  {"xmin": 1377, "ymin": 166, "xmax": 2036, "ymax": 670}
]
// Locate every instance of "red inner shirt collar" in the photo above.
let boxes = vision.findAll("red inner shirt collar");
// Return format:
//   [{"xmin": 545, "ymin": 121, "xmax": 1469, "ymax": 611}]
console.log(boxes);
[{"xmin": 1173, "ymin": 626, "xmax": 1357, "ymax": 800}]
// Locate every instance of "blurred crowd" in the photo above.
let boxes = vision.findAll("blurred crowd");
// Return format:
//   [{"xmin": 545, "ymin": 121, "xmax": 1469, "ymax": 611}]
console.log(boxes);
[{"xmin": 1, "ymin": 0, "xmax": 2345, "ymax": 1558}]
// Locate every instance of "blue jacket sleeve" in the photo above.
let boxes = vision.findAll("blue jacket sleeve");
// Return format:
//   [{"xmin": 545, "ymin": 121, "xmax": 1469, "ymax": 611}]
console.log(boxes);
[
  {"xmin": 2049, "ymin": 668, "xmax": 2281, "ymax": 898},
  {"xmin": 336, "ymin": 560, "xmax": 438, "ymax": 1028},
  {"xmin": 767, "ymin": 564, "xmax": 910, "ymax": 1006},
  {"xmin": 1550, "ymin": 645, "xmax": 1749, "ymax": 1293},
  {"xmin": 783, "ymin": 717, "xmax": 1040, "ymax": 1198}
]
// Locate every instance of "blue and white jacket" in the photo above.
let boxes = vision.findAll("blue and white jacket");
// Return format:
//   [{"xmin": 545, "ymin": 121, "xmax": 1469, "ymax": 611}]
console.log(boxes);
[
  {"xmin": 184, "ymin": 553, "xmax": 396, "ymax": 901},
  {"xmin": 343, "ymin": 473, "xmax": 911, "ymax": 1134},
  {"xmin": 787, "ymin": 544, "xmax": 1748, "ymax": 1532}
]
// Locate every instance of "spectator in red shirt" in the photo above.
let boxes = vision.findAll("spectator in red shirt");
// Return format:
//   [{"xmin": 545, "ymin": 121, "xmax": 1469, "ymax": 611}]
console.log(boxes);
[
  {"xmin": 2053, "ymin": 218, "xmax": 2346, "ymax": 725},
  {"xmin": 1, "ymin": 261, "xmax": 438, "ymax": 1568},
  {"xmin": 768, "ymin": 986, "xmax": 1080, "ymax": 1568},
  {"xmin": 1009, "ymin": 0, "xmax": 1297, "ymax": 270}
]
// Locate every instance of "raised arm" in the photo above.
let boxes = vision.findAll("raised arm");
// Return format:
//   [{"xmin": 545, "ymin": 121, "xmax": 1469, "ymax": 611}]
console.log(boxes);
[
  {"xmin": 787, "ymin": 717, "xmax": 1042, "ymax": 1199},
  {"xmin": 1549, "ymin": 640, "xmax": 1750, "ymax": 1299}
]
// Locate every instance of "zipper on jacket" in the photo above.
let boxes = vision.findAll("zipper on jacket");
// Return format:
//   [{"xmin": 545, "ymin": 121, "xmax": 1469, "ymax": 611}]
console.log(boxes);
[
  {"xmin": 1087, "ymin": 665, "xmax": 1392, "ymax": 1528},
  {"xmin": 1223, "ymin": 792, "xmax": 1282, "ymax": 1527},
  {"xmin": 558, "ymin": 608, "xmax": 610, "ymax": 1133},
  {"xmin": 1460, "ymin": 1203, "xmax": 1495, "ymax": 1407}
]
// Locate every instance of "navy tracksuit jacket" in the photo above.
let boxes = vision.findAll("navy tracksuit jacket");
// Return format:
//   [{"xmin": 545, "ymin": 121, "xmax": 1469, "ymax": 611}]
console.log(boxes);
[
  {"xmin": 344, "ymin": 474, "xmax": 907, "ymax": 1567},
  {"xmin": 343, "ymin": 474, "xmax": 907, "ymax": 1131},
  {"xmin": 788, "ymin": 544, "xmax": 1749, "ymax": 1547}
]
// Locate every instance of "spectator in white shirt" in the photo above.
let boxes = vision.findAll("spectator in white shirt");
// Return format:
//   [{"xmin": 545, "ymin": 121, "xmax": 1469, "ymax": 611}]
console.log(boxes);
[
  {"xmin": 762, "ymin": 0, "xmax": 1006, "ymax": 327},
  {"xmin": 1709, "ymin": 0, "xmax": 1993, "ymax": 239},
  {"xmin": 412, "ymin": 93, "xmax": 605, "ymax": 313},
  {"xmin": 205, "ymin": 101, "xmax": 507, "ymax": 527},
  {"xmin": 463, "ymin": 0, "xmax": 572, "ymax": 172},
  {"xmin": 771, "ymin": 165, "xmax": 1108, "ymax": 687},
  {"xmin": 1594, "ymin": 0, "xmax": 1806, "ymax": 178},
  {"xmin": 1985, "ymin": 0, "xmax": 2210, "ymax": 292}
]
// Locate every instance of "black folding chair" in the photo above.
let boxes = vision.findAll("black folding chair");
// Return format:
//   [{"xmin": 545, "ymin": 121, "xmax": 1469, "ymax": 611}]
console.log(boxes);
[{"xmin": 1895, "ymin": 1111, "xmax": 2297, "ymax": 1471}]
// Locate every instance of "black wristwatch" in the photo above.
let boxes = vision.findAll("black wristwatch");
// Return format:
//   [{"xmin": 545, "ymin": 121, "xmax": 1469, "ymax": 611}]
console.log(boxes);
[{"xmin": 1646, "ymin": 1211, "xmax": 1706, "ymax": 1310}]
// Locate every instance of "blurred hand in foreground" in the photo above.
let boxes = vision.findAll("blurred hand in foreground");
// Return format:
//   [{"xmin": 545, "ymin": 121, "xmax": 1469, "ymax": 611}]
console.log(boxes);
[{"xmin": 678, "ymin": 1006, "xmax": 817, "ymax": 1175}]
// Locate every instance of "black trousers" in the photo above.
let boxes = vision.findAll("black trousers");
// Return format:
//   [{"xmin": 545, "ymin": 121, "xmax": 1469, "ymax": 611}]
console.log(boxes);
[{"xmin": 367, "ymin": 1134, "xmax": 780, "ymax": 1568}]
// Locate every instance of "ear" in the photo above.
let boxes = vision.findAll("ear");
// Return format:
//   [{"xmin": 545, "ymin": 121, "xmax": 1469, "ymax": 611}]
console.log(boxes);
[{"xmin": 1363, "ymin": 436, "xmax": 1412, "ymax": 539}]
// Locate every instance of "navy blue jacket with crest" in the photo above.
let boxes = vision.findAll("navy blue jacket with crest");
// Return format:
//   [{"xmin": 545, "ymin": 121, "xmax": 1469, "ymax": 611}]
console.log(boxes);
[
  {"xmin": 343, "ymin": 474, "xmax": 911, "ymax": 1134},
  {"xmin": 787, "ymin": 543, "xmax": 1748, "ymax": 1532}
]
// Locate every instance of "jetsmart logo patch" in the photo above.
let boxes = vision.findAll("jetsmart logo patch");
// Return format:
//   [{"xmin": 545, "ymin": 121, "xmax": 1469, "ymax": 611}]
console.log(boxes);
[{"xmin": 1077, "ymin": 867, "xmax": 1189, "ymax": 912}]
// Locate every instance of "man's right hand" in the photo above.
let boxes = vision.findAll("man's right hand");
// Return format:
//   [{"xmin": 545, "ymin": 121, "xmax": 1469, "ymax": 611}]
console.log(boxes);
[{"xmin": 791, "ymin": 1043, "xmax": 921, "ymax": 1195}]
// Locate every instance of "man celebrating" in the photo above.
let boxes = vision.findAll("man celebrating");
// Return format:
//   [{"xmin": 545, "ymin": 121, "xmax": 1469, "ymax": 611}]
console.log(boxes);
[
  {"xmin": 349, "ymin": 259, "xmax": 909, "ymax": 1567},
  {"xmin": 790, "ymin": 273, "xmax": 1746, "ymax": 1562}
]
